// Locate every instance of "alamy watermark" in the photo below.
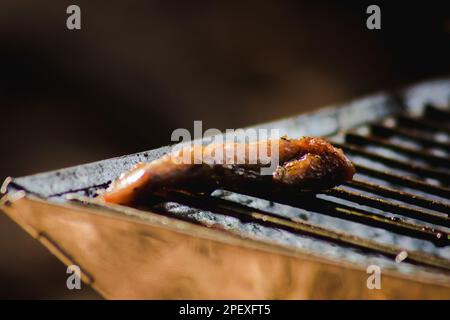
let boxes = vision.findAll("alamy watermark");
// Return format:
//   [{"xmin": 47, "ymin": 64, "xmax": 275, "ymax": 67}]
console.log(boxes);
[
  {"xmin": 66, "ymin": 264, "xmax": 82, "ymax": 290},
  {"xmin": 66, "ymin": 5, "xmax": 380, "ymax": 32},
  {"xmin": 170, "ymin": 121, "xmax": 280, "ymax": 175},
  {"xmin": 66, "ymin": 5, "xmax": 81, "ymax": 30},
  {"xmin": 366, "ymin": 265, "xmax": 381, "ymax": 290},
  {"xmin": 366, "ymin": 5, "xmax": 381, "ymax": 30}
]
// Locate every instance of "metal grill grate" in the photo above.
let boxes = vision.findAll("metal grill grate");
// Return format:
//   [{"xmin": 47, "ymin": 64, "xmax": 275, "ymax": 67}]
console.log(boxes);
[
  {"xmin": 146, "ymin": 104, "xmax": 450, "ymax": 272},
  {"xmin": 4, "ymin": 79, "xmax": 450, "ymax": 285}
]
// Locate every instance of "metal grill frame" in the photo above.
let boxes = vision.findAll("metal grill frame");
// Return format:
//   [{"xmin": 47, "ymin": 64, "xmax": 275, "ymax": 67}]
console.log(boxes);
[{"xmin": 1, "ymin": 77, "xmax": 450, "ymax": 299}]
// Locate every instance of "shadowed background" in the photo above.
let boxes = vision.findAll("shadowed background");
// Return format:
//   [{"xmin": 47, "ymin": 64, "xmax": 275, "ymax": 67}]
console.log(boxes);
[{"xmin": 0, "ymin": 0, "xmax": 449, "ymax": 298}]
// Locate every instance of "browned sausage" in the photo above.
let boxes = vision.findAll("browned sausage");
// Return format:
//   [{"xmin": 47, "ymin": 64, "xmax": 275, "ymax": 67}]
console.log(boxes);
[{"xmin": 101, "ymin": 137, "xmax": 355, "ymax": 205}]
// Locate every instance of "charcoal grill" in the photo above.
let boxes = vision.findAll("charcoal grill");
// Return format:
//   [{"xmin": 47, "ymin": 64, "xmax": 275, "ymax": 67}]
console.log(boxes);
[{"xmin": 1, "ymin": 78, "xmax": 450, "ymax": 299}]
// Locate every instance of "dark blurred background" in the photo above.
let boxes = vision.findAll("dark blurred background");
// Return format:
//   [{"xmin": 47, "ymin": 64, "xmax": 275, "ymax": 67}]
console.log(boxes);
[{"xmin": 0, "ymin": 0, "xmax": 449, "ymax": 299}]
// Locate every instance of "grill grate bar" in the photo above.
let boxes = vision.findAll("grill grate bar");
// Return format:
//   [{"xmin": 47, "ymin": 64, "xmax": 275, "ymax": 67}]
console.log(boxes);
[
  {"xmin": 202, "ymin": 181, "xmax": 450, "ymax": 246},
  {"xmin": 353, "ymin": 164, "xmax": 450, "ymax": 198},
  {"xmin": 325, "ymin": 187, "xmax": 449, "ymax": 227},
  {"xmin": 334, "ymin": 142, "xmax": 450, "ymax": 184},
  {"xmin": 397, "ymin": 114, "xmax": 450, "ymax": 135},
  {"xmin": 369, "ymin": 124, "xmax": 450, "ymax": 153},
  {"xmin": 345, "ymin": 179, "xmax": 450, "ymax": 216},
  {"xmin": 154, "ymin": 189, "xmax": 450, "ymax": 271},
  {"xmin": 311, "ymin": 197, "xmax": 449, "ymax": 246},
  {"xmin": 345, "ymin": 133, "xmax": 450, "ymax": 169},
  {"xmin": 424, "ymin": 105, "xmax": 450, "ymax": 122}
]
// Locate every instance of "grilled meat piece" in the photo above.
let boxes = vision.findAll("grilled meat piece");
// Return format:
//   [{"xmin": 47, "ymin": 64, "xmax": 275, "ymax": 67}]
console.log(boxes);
[{"xmin": 101, "ymin": 137, "xmax": 355, "ymax": 205}]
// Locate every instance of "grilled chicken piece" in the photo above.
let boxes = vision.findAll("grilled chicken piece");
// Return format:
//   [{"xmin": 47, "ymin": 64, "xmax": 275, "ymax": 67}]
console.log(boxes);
[{"xmin": 101, "ymin": 137, "xmax": 355, "ymax": 205}]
